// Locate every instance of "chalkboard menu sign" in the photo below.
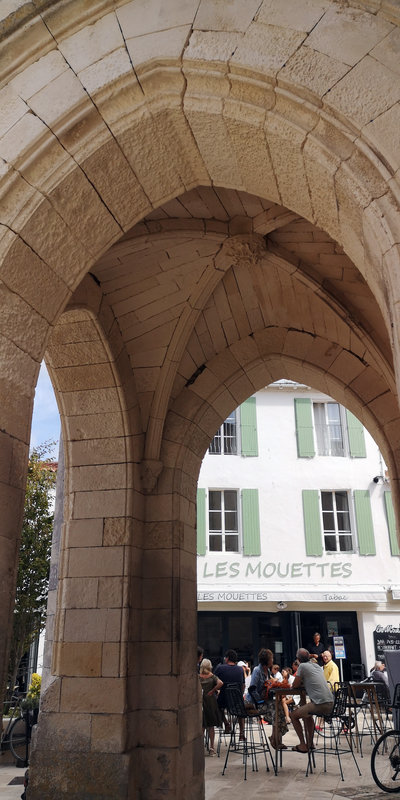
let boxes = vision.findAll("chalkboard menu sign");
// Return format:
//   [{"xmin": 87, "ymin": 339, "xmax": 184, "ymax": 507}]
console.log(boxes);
[{"xmin": 374, "ymin": 625, "xmax": 400, "ymax": 662}]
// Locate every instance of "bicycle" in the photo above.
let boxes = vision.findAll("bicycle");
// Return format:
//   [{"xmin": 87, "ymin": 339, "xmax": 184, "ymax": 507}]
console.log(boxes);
[
  {"xmin": 371, "ymin": 683, "xmax": 400, "ymax": 793},
  {"xmin": 1, "ymin": 688, "xmax": 32, "ymax": 765}
]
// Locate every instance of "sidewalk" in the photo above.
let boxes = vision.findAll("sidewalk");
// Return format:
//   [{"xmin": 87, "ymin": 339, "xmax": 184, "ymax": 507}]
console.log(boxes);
[
  {"xmin": 205, "ymin": 724, "xmax": 384, "ymax": 800},
  {"xmin": 0, "ymin": 762, "xmax": 25, "ymax": 799},
  {"xmin": 0, "ymin": 726, "xmax": 384, "ymax": 800}
]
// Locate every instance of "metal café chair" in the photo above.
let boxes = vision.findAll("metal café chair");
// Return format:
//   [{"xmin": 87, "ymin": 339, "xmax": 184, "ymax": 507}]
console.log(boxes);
[
  {"xmin": 314, "ymin": 681, "xmax": 354, "ymax": 750},
  {"xmin": 349, "ymin": 680, "xmax": 386, "ymax": 754},
  {"xmin": 221, "ymin": 684, "xmax": 275, "ymax": 780},
  {"xmin": 307, "ymin": 686, "xmax": 362, "ymax": 781}
]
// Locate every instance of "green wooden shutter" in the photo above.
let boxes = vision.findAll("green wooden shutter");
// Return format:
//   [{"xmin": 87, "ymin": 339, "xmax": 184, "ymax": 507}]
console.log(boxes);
[
  {"xmin": 196, "ymin": 488, "xmax": 206, "ymax": 556},
  {"xmin": 294, "ymin": 398, "xmax": 315, "ymax": 458},
  {"xmin": 242, "ymin": 489, "xmax": 261, "ymax": 556},
  {"xmin": 384, "ymin": 491, "xmax": 400, "ymax": 556},
  {"xmin": 354, "ymin": 489, "xmax": 376, "ymax": 555},
  {"xmin": 302, "ymin": 490, "xmax": 323, "ymax": 556},
  {"xmin": 346, "ymin": 409, "xmax": 366, "ymax": 458},
  {"xmin": 241, "ymin": 397, "xmax": 258, "ymax": 456}
]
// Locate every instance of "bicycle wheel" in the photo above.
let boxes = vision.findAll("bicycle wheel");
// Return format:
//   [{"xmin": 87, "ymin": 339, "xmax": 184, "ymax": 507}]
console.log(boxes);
[
  {"xmin": 371, "ymin": 730, "xmax": 400, "ymax": 793},
  {"xmin": 9, "ymin": 717, "xmax": 29, "ymax": 763}
]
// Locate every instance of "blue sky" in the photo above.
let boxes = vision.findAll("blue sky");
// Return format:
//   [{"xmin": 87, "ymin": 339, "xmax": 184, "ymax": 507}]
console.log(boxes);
[{"xmin": 31, "ymin": 362, "xmax": 60, "ymax": 459}]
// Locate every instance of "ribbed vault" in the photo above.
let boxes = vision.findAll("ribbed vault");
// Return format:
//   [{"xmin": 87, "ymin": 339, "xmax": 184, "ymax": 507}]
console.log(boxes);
[{"xmin": 84, "ymin": 187, "xmax": 397, "ymax": 479}]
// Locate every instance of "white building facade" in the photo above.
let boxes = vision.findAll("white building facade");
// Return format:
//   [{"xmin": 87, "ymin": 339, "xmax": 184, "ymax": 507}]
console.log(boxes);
[{"xmin": 197, "ymin": 383, "xmax": 400, "ymax": 678}]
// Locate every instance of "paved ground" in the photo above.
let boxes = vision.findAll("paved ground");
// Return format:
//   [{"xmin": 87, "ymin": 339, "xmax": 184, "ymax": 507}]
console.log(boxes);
[
  {"xmin": 0, "ymin": 761, "xmax": 25, "ymax": 799},
  {"xmin": 0, "ymin": 725, "xmax": 387, "ymax": 799},
  {"xmin": 205, "ymin": 724, "xmax": 387, "ymax": 800}
]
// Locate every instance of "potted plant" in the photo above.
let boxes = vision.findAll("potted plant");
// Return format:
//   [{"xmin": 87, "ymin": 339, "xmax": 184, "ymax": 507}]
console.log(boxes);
[{"xmin": 22, "ymin": 673, "xmax": 41, "ymax": 724}]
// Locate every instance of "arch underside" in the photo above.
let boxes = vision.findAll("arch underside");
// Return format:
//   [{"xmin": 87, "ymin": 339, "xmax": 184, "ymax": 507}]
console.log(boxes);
[
  {"xmin": 2, "ymin": 3, "xmax": 400, "ymax": 798},
  {"xmin": 85, "ymin": 187, "xmax": 397, "ymax": 475}
]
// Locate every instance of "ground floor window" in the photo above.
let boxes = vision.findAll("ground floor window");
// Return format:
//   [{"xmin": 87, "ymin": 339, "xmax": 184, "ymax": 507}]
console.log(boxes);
[{"xmin": 198, "ymin": 609, "xmax": 361, "ymax": 681}]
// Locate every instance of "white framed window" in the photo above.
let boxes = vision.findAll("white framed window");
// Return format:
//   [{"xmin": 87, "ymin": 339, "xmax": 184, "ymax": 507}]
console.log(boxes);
[
  {"xmin": 321, "ymin": 490, "xmax": 353, "ymax": 552},
  {"xmin": 208, "ymin": 489, "xmax": 239, "ymax": 552},
  {"xmin": 313, "ymin": 402, "xmax": 345, "ymax": 456},
  {"xmin": 209, "ymin": 410, "xmax": 238, "ymax": 455}
]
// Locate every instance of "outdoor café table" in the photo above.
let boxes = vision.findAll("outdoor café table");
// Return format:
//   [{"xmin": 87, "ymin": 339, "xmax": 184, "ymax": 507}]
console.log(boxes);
[
  {"xmin": 272, "ymin": 686, "xmax": 306, "ymax": 773},
  {"xmin": 348, "ymin": 682, "xmax": 384, "ymax": 753}
]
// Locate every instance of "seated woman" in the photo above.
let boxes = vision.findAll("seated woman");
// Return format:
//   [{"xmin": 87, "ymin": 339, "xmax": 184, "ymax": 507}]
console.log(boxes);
[
  {"xmin": 280, "ymin": 667, "xmax": 295, "ymax": 724},
  {"xmin": 246, "ymin": 648, "xmax": 289, "ymax": 750}
]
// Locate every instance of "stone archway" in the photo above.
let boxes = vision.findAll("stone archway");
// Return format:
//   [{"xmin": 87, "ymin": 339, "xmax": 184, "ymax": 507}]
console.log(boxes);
[
  {"xmin": 29, "ymin": 189, "xmax": 400, "ymax": 799},
  {"xmin": 1, "ymin": 2, "xmax": 400, "ymax": 798}
]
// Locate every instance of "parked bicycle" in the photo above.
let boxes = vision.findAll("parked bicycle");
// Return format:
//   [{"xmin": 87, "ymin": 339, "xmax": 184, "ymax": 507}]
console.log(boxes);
[
  {"xmin": 371, "ymin": 682, "xmax": 400, "ymax": 793},
  {"xmin": 1, "ymin": 688, "xmax": 32, "ymax": 765}
]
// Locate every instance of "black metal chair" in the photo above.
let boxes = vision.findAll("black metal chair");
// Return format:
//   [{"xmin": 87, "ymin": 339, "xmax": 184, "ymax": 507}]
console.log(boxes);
[
  {"xmin": 351, "ymin": 680, "xmax": 389, "ymax": 753},
  {"xmin": 221, "ymin": 684, "xmax": 275, "ymax": 779},
  {"xmin": 351, "ymin": 663, "xmax": 366, "ymax": 682},
  {"xmin": 308, "ymin": 686, "xmax": 361, "ymax": 781},
  {"xmin": 314, "ymin": 682, "xmax": 354, "ymax": 750},
  {"xmin": 373, "ymin": 682, "xmax": 392, "ymax": 734}
]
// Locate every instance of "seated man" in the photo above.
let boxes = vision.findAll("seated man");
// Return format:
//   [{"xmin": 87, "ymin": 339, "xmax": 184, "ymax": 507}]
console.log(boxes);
[
  {"xmin": 215, "ymin": 649, "xmax": 245, "ymax": 739},
  {"xmin": 322, "ymin": 649, "xmax": 340, "ymax": 691},
  {"xmin": 370, "ymin": 660, "xmax": 390, "ymax": 702},
  {"xmin": 290, "ymin": 648, "xmax": 334, "ymax": 752}
]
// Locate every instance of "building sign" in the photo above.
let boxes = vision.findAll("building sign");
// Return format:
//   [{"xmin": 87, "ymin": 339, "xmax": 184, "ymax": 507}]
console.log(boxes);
[
  {"xmin": 374, "ymin": 625, "xmax": 400, "ymax": 661},
  {"xmin": 197, "ymin": 590, "xmax": 387, "ymax": 603},
  {"xmin": 200, "ymin": 560, "xmax": 353, "ymax": 580},
  {"xmin": 333, "ymin": 636, "xmax": 346, "ymax": 659}
]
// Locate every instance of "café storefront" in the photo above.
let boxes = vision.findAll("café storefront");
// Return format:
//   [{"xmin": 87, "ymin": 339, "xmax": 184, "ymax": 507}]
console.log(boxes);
[{"xmin": 197, "ymin": 555, "xmax": 392, "ymax": 680}]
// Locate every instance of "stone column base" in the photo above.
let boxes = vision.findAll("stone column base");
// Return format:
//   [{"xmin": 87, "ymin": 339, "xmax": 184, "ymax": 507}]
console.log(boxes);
[
  {"xmin": 28, "ymin": 722, "xmax": 205, "ymax": 799},
  {"xmin": 28, "ymin": 748, "xmax": 130, "ymax": 800}
]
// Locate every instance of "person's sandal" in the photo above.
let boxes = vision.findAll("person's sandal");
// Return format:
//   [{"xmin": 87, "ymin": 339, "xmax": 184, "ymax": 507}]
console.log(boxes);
[{"xmin": 291, "ymin": 744, "xmax": 309, "ymax": 753}]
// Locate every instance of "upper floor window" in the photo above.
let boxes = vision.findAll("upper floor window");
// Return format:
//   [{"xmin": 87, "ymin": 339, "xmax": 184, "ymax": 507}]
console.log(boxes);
[
  {"xmin": 197, "ymin": 487, "xmax": 261, "ymax": 557},
  {"xmin": 295, "ymin": 398, "xmax": 366, "ymax": 459},
  {"xmin": 314, "ymin": 402, "xmax": 345, "ymax": 456},
  {"xmin": 209, "ymin": 410, "xmax": 237, "ymax": 455},
  {"xmin": 303, "ymin": 488, "xmax": 376, "ymax": 557},
  {"xmin": 321, "ymin": 490, "xmax": 353, "ymax": 552},
  {"xmin": 208, "ymin": 489, "xmax": 239, "ymax": 552}
]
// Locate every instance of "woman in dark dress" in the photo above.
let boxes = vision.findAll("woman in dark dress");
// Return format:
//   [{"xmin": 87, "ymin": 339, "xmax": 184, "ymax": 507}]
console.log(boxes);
[
  {"xmin": 199, "ymin": 658, "xmax": 223, "ymax": 756},
  {"xmin": 246, "ymin": 648, "xmax": 289, "ymax": 749}
]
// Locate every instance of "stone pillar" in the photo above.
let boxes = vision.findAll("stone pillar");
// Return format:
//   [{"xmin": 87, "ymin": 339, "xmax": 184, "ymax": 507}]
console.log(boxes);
[
  {"xmin": 29, "ymin": 465, "xmax": 132, "ymax": 797},
  {"xmin": 0, "ymin": 432, "xmax": 29, "ymax": 699},
  {"xmin": 41, "ymin": 437, "xmax": 64, "ymax": 693},
  {"xmin": 130, "ymin": 475, "xmax": 204, "ymax": 800}
]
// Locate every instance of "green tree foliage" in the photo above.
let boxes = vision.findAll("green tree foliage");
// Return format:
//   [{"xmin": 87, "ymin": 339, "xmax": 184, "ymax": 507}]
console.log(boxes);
[{"xmin": 7, "ymin": 444, "xmax": 56, "ymax": 696}]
